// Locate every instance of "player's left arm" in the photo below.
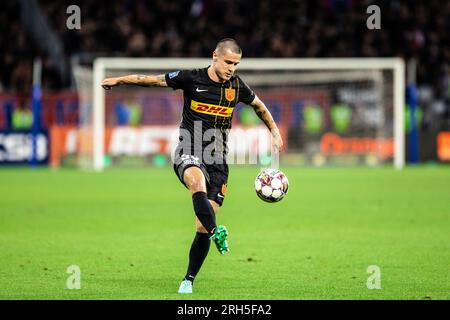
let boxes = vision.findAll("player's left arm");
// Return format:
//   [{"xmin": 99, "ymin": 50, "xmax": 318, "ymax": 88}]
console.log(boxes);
[{"xmin": 250, "ymin": 96, "xmax": 284, "ymax": 151}]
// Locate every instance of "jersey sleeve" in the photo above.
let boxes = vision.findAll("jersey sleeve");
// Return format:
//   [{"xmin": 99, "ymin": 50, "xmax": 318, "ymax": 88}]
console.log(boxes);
[
  {"xmin": 237, "ymin": 77, "xmax": 256, "ymax": 104},
  {"xmin": 165, "ymin": 70, "xmax": 191, "ymax": 90}
]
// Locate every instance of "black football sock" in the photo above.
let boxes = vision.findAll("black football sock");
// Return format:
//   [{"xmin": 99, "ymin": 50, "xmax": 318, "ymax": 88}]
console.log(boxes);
[
  {"xmin": 184, "ymin": 232, "xmax": 211, "ymax": 282},
  {"xmin": 192, "ymin": 192, "xmax": 217, "ymax": 235}
]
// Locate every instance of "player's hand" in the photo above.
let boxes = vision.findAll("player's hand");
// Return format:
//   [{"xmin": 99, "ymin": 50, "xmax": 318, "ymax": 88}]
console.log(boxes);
[
  {"xmin": 271, "ymin": 129, "xmax": 283, "ymax": 152},
  {"xmin": 101, "ymin": 78, "xmax": 119, "ymax": 90}
]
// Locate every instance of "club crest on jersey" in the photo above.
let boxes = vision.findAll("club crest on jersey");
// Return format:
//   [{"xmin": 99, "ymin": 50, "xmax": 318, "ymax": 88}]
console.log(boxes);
[{"xmin": 225, "ymin": 88, "xmax": 235, "ymax": 102}]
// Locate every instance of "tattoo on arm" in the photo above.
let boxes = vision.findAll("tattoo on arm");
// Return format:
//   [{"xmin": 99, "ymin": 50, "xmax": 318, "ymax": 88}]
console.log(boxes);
[
  {"xmin": 255, "ymin": 108, "xmax": 266, "ymax": 118},
  {"xmin": 129, "ymin": 74, "xmax": 167, "ymax": 87},
  {"xmin": 137, "ymin": 75, "xmax": 148, "ymax": 81},
  {"xmin": 253, "ymin": 101, "xmax": 276, "ymax": 131}
]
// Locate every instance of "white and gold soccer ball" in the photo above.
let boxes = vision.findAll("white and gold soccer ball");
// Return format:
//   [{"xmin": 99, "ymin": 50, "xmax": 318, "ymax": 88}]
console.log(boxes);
[{"xmin": 254, "ymin": 169, "xmax": 289, "ymax": 203}]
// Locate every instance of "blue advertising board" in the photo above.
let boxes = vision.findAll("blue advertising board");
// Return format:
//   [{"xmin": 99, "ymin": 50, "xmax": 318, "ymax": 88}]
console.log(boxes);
[{"xmin": 0, "ymin": 131, "xmax": 48, "ymax": 165}]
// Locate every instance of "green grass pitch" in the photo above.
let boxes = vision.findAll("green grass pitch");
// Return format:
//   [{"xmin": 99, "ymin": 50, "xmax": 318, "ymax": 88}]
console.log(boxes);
[{"xmin": 0, "ymin": 166, "xmax": 449, "ymax": 300}]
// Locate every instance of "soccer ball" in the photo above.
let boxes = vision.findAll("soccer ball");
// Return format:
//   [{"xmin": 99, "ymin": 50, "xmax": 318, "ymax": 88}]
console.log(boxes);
[{"xmin": 254, "ymin": 169, "xmax": 289, "ymax": 203}]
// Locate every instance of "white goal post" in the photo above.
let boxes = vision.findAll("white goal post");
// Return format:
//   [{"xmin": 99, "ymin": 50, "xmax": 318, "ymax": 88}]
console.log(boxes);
[{"xmin": 92, "ymin": 58, "xmax": 405, "ymax": 171}]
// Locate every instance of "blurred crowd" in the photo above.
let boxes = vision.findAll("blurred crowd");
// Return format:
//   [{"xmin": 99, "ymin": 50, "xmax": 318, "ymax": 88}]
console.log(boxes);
[
  {"xmin": 1, "ymin": 0, "xmax": 449, "ymax": 105},
  {"xmin": 0, "ymin": 1, "xmax": 62, "ymax": 95},
  {"xmin": 0, "ymin": 1, "xmax": 33, "ymax": 93}
]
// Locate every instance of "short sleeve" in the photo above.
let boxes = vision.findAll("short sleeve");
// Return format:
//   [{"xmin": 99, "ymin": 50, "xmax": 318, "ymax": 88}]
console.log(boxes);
[
  {"xmin": 237, "ymin": 76, "xmax": 256, "ymax": 104},
  {"xmin": 165, "ymin": 70, "xmax": 191, "ymax": 90}
]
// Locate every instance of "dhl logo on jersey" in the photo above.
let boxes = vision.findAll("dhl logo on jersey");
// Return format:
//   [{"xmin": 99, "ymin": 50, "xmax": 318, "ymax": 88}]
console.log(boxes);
[{"xmin": 190, "ymin": 100, "xmax": 233, "ymax": 117}]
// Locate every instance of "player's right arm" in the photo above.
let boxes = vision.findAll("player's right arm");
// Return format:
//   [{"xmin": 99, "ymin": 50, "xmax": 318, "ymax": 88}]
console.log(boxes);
[{"xmin": 101, "ymin": 74, "xmax": 167, "ymax": 90}]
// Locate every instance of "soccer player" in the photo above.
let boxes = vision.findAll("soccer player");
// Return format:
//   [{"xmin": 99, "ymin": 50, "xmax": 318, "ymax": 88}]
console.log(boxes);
[{"xmin": 101, "ymin": 38, "xmax": 283, "ymax": 294}]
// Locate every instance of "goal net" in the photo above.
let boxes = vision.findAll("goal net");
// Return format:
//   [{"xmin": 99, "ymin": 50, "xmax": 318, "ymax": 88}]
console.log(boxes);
[{"xmin": 65, "ymin": 58, "xmax": 404, "ymax": 170}]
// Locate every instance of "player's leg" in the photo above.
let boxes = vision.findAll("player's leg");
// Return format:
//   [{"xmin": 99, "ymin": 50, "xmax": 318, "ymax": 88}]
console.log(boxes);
[
  {"xmin": 181, "ymin": 201, "xmax": 220, "ymax": 287},
  {"xmin": 180, "ymin": 200, "xmax": 224, "ymax": 293},
  {"xmin": 183, "ymin": 166, "xmax": 218, "ymax": 235},
  {"xmin": 195, "ymin": 200, "xmax": 220, "ymax": 233},
  {"xmin": 174, "ymin": 156, "xmax": 227, "ymax": 252},
  {"xmin": 176, "ymin": 162, "xmax": 229, "ymax": 293},
  {"xmin": 203, "ymin": 166, "xmax": 230, "ymax": 254},
  {"xmin": 184, "ymin": 167, "xmax": 229, "ymax": 254},
  {"xmin": 178, "ymin": 167, "xmax": 218, "ymax": 294}
]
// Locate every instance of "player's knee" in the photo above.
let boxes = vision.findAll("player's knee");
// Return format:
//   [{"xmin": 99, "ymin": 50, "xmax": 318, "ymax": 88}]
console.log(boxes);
[
  {"xmin": 184, "ymin": 167, "xmax": 207, "ymax": 193},
  {"xmin": 189, "ymin": 181, "xmax": 206, "ymax": 194},
  {"xmin": 186, "ymin": 178, "xmax": 205, "ymax": 193}
]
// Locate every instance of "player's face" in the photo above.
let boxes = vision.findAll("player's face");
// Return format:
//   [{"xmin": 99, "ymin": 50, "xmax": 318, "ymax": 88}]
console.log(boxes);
[{"xmin": 213, "ymin": 50, "xmax": 241, "ymax": 81}]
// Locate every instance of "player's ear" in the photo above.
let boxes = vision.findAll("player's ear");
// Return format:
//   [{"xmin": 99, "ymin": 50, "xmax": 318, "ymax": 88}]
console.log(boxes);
[{"xmin": 213, "ymin": 51, "xmax": 218, "ymax": 62}]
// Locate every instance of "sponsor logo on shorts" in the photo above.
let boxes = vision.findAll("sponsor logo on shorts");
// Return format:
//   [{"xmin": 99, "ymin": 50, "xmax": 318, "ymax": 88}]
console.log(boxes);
[{"xmin": 181, "ymin": 154, "xmax": 200, "ymax": 165}]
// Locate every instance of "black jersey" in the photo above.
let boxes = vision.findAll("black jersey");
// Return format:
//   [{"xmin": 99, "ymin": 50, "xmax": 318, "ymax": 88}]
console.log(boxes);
[{"xmin": 165, "ymin": 67, "xmax": 255, "ymax": 162}]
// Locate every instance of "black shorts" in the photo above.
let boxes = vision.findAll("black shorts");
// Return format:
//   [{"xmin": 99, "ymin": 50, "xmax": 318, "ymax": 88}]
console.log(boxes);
[{"xmin": 173, "ymin": 153, "xmax": 229, "ymax": 206}]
